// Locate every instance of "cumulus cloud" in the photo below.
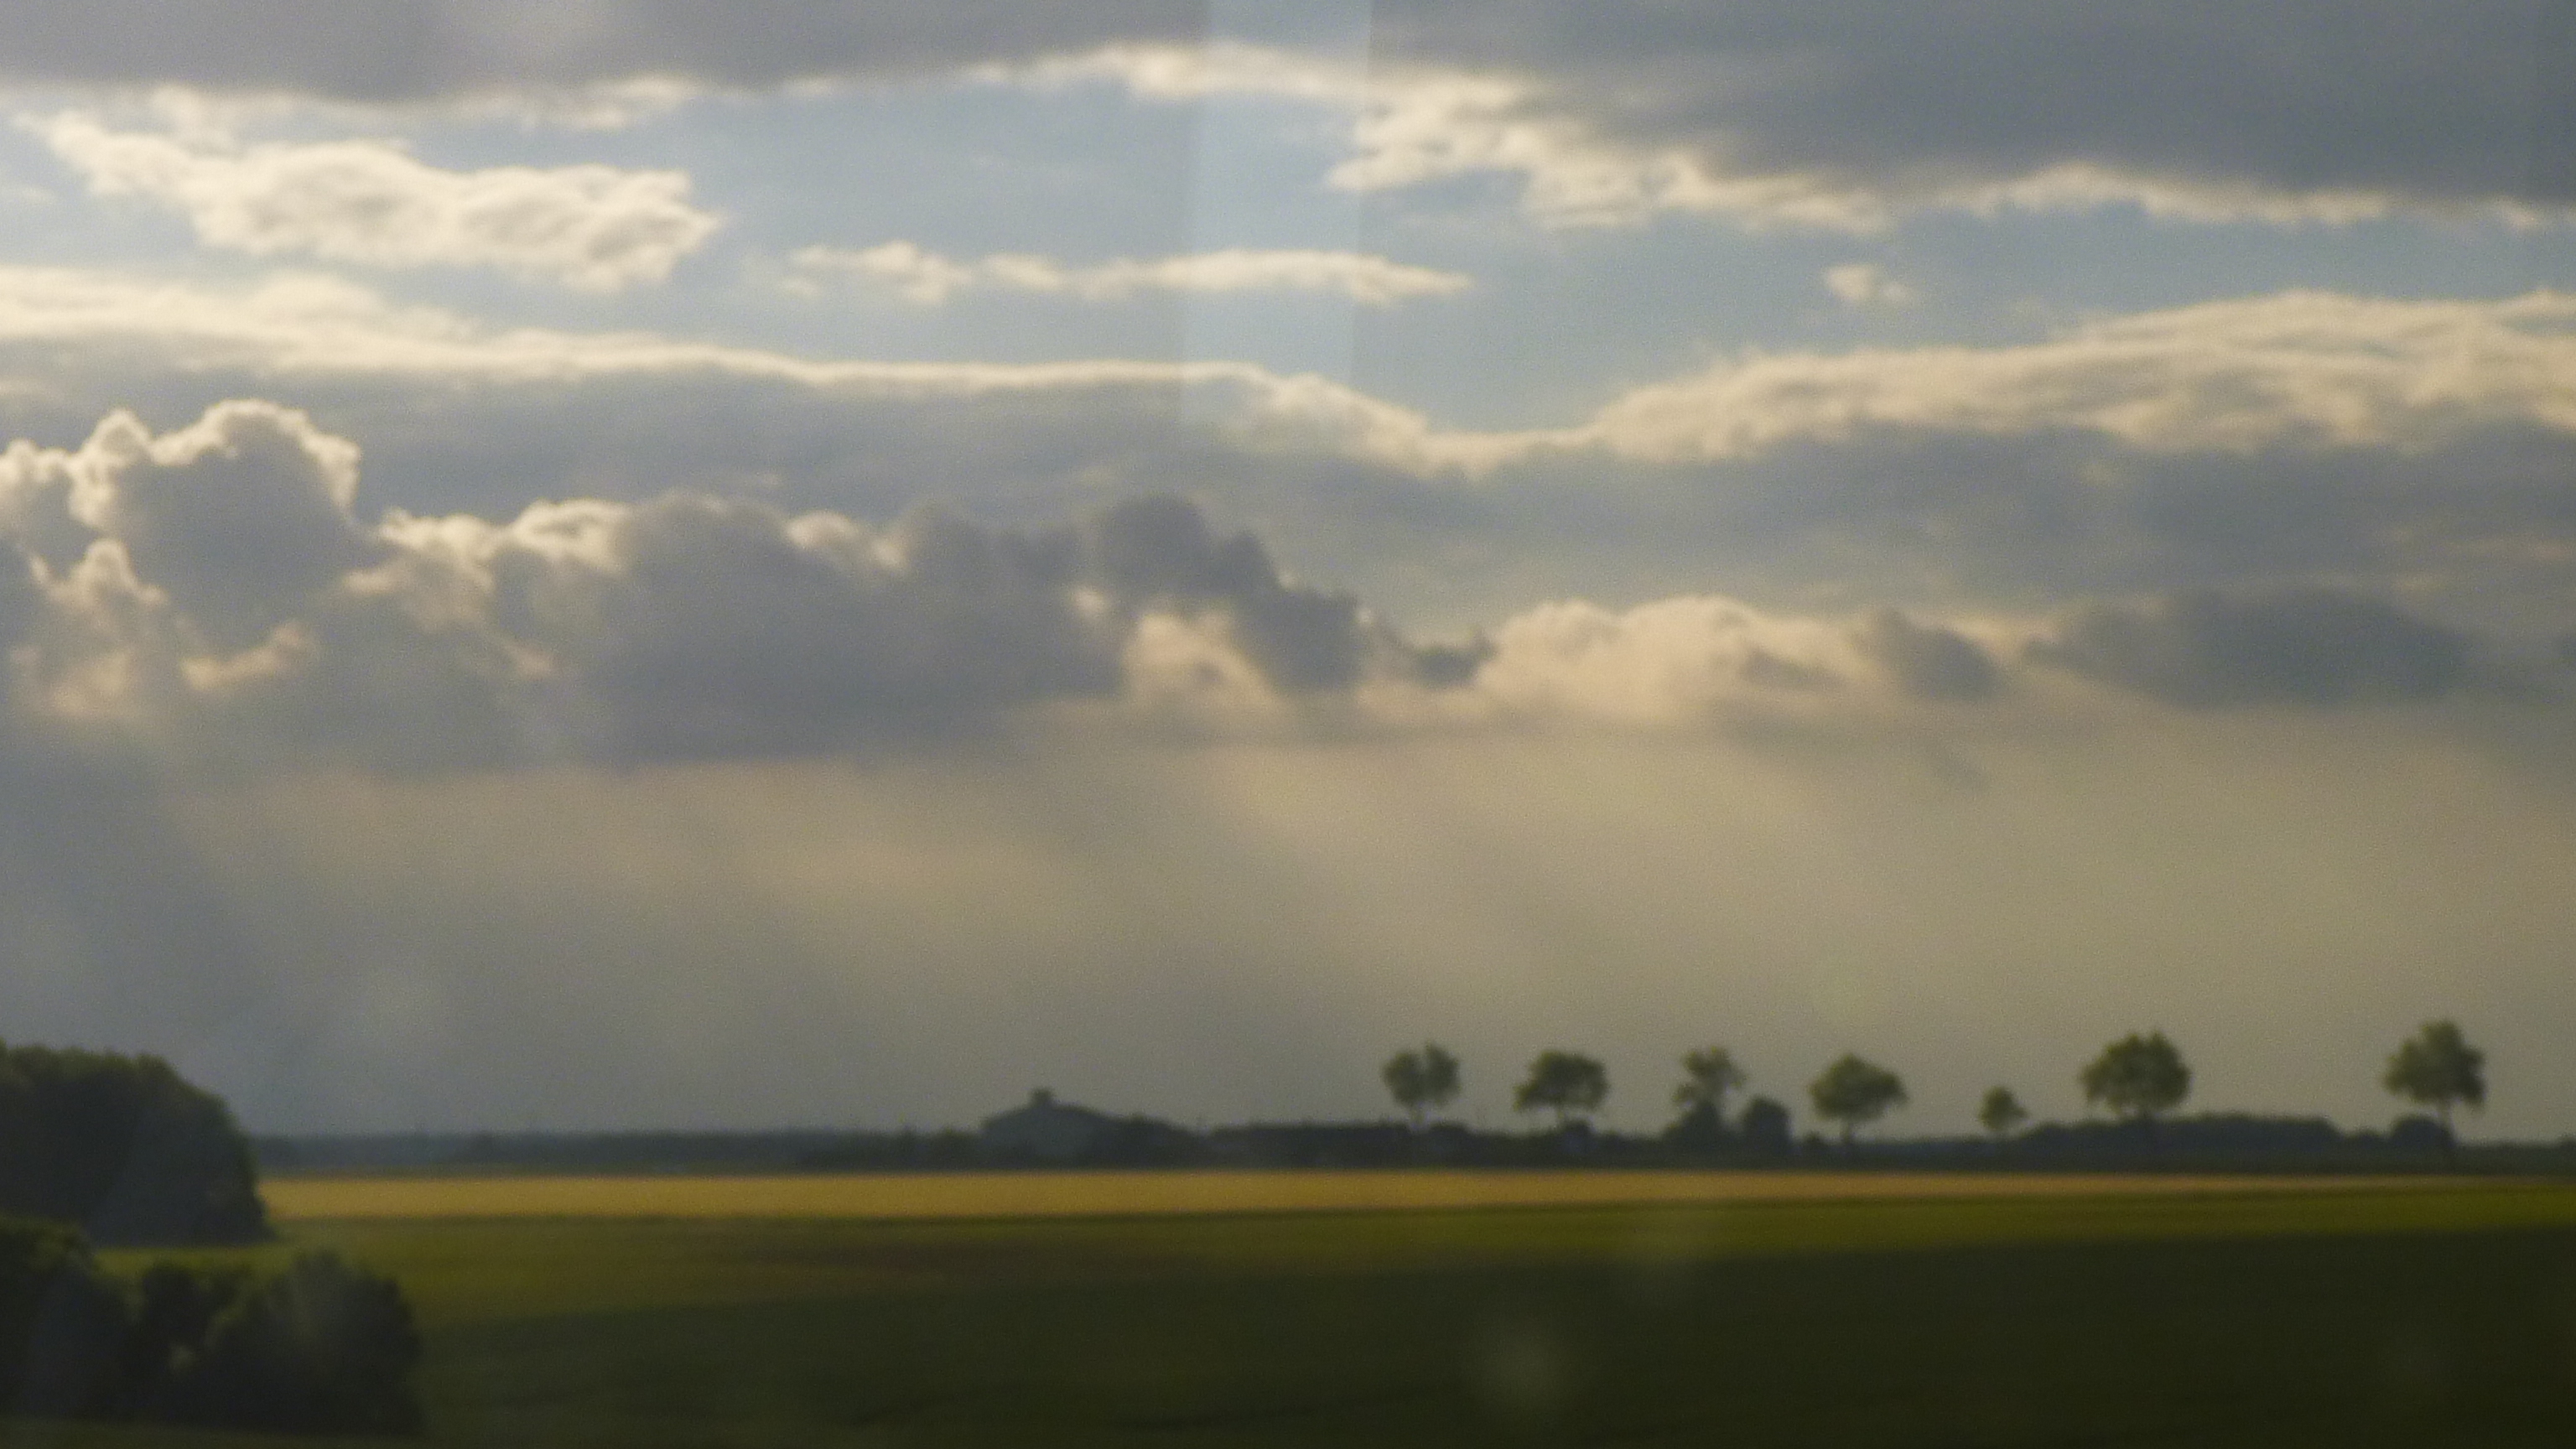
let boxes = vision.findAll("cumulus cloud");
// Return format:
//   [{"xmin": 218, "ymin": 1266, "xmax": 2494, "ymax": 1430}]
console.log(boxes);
[
  {"xmin": 2028, "ymin": 589, "xmax": 2476, "ymax": 708},
  {"xmin": 0, "ymin": 403, "xmax": 1503, "ymax": 769},
  {"xmin": 789, "ymin": 242, "xmax": 1471, "ymax": 307},
  {"xmin": 36, "ymin": 114, "xmax": 718, "ymax": 290}
]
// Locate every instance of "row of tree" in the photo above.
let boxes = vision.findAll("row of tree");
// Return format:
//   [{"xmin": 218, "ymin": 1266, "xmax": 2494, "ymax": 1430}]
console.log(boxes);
[{"xmin": 1381, "ymin": 1021, "xmax": 2490, "ymax": 1147}]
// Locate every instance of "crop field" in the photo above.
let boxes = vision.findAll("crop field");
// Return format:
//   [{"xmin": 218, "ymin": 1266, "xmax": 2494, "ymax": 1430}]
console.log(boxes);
[{"xmin": 34, "ymin": 1173, "xmax": 2576, "ymax": 1447}]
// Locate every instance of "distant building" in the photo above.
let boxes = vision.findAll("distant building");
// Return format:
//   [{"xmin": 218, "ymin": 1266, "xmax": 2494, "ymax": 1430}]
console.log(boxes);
[{"xmin": 979, "ymin": 1088, "xmax": 1119, "ymax": 1163}]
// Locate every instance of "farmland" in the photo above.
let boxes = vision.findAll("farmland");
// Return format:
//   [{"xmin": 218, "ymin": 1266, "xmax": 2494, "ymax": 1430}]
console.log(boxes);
[{"xmin": 39, "ymin": 1171, "xmax": 2576, "ymax": 1446}]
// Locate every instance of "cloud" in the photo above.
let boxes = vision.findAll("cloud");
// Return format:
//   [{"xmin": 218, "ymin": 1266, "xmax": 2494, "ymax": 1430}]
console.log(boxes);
[
  {"xmin": 0, "ymin": 403, "xmax": 1502, "ymax": 769},
  {"xmin": 1368, "ymin": 0, "xmax": 2576, "ymax": 226},
  {"xmin": 0, "ymin": 264, "xmax": 1561, "ymax": 480},
  {"xmin": 2028, "ymin": 588, "xmax": 2476, "ymax": 708},
  {"xmin": 789, "ymin": 242, "xmax": 1472, "ymax": 308},
  {"xmin": 1019, "ymin": 0, "xmax": 2576, "ymax": 231},
  {"xmin": 0, "ymin": 2, "xmax": 1202, "ymax": 101},
  {"xmin": 22, "ymin": 264, "xmax": 2576, "ymax": 488},
  {"xmin": 4, "ymin": 265, "xmax": 2576, "ymax": 650},
  {"xmin": 1823, "ymin": 263, "xmax": 1914, "ymax": 309},
  {"xmin": 0, "ymin": 3, "xmax": 2563, "ymax": 229},
  {"xmin": 1852, "ymin": 609, "xmax": 2001, "ymax": 702},
  {"xmin": 1573, "ymin": 290, "xmax": 2576, "ymax": 465},
  {"xmin": 35, "ymin": 114, "xmax": 718, "ymax": 290},
  {"xmin": 13, "ymin": 399, "xmax": 2524, "ymax": 788}
]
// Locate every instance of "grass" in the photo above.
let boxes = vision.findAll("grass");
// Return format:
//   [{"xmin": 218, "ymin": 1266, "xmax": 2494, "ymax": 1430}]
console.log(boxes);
[{"xmin": 33, "ymin": 1173, "xmax": 2576, "ymax": 1446}]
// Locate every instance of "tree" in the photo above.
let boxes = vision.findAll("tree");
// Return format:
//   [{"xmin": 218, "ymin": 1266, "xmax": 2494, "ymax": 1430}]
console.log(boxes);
[
  {"xmin": 1672, "ymin": 1046, "xmax": 1748, "ymax": 1118},
  {"xmin": 1808, "ymin": 1054, "xmax": 1907, "ymax": 1149},
  {"xmin": 1738, "ymin": 1096, "xmax": 1794, "ymax": 1156},
  {"xmin": 1380, "ymin": 1043, "xmax": 1462, "ymax": 1128},
  {"xmin": 2383, "ymin": 1020, "xmax": 2485, "ymax": 1157},
  {"xmin": 2079, "ymin": 1032, "xmax": 2191, "ymax": 1130},
  {"xmin": 1977, "ymin": 1086, "xmax": 2028, "ymax": 1143},
  {"xmin": 1514, "ymin": 1052, "xmax": 1609, "ymax": 1130},
  {"xmin": 0, "ymin": 1041, "xmax": 267, "ymax": 1244}
]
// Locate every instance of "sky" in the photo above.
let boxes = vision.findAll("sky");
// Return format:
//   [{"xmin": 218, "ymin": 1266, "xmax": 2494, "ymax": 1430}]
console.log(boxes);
[{"xmin": 3, "ymin": 0, "xmax": 2576, "ymax": 1137}]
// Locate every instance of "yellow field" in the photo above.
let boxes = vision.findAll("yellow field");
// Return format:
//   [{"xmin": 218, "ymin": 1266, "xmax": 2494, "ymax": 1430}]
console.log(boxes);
[{"xmin": 262, "ymin": 1169, "xmax": 2440, "ymax": 1223}]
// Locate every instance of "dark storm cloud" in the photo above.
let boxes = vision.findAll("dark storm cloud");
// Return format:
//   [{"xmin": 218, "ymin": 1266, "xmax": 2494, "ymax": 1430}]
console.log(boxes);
[
  {"xmin": 2029, "ymin": 588, "xmax": 2477, "ymax": 708},
  {"xmin": 1370, "ymin": 0, "xmax": 2575, "ymax": 213},
  {"xmin": 0, "ymin": 0, "xmax": 1201, "ymax": 100}
]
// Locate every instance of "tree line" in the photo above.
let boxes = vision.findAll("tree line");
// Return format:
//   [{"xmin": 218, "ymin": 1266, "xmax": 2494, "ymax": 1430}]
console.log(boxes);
[{"xmin": 1382, "ymin": 1020, "xmax": 2490, "ymax": 1150}]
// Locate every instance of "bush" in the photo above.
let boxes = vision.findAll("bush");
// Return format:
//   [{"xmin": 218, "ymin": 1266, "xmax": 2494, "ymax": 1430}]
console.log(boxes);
[
  {"xmin": 153, "ymin": 1254, "xmax": 423, "ymax": 1436},
  {"xmin": 0, "ymin": 1220, "xmax": 420, "ymax": 1436},
  {"xmin": 0, "ymin": 1218, "xmax": 132, "ymax": 1417}
]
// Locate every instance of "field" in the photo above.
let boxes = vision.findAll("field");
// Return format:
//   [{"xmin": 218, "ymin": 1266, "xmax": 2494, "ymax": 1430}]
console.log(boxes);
[{"xmin": 25, "ymin": 1171, "xmax": 2576, "ymax": 1447}]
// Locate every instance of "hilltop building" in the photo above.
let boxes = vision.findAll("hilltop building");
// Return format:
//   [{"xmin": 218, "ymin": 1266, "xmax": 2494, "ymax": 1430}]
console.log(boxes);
[{"xmin": 979, "ymin": 1088, "xmax": 1118, "ymax": 1163}]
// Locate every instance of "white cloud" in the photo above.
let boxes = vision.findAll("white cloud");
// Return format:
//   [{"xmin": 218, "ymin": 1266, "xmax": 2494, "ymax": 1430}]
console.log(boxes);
[
  {"xmin": 5, "ymin": 265, "xmax": 2576, "ymax": 496},
  {"xmin": 1010, "ymin": 44, "xmax": 1886, "ymax": 231},
  {"xmin": 34, "ymin": 113, "xmax": 719, "ymax": 291},
  {"xmin": 0, "ymin": 265, "xmax": 1555, "ymax": 476},
  {"xmin": 789, "ymin": 241, "xmax": 1471, "ymax": 307},
  {"xmin": 1823, "ymin": 263, "xmax": 1915, "ymax": 309},
  {"xmin": 1572, "ymin": 290, "xmax": 2576, "ymax": 464}
]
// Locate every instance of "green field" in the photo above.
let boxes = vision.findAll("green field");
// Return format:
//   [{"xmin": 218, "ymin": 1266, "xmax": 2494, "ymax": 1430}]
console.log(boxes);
[{"xmin": 23, "ymin": 1173, "xmax": 2576, "ymax": 1446}]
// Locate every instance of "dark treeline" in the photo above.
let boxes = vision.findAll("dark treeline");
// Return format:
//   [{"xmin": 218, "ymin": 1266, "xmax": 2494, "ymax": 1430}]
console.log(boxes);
[
  {"xmin": 260, "ymin": 1113, "xmax": 2570, "ymax": 1176},
  {"xmin": 256, "ymin": 1129, "xmax": 857, "ymax": 1176},
  {"xmin": 0, "ymin": 1217, "xmax": 418, "ymax": 1435},
  {"xmin": 0, "ymin": 1042, "xmax": 267, "ymax": 1244}
]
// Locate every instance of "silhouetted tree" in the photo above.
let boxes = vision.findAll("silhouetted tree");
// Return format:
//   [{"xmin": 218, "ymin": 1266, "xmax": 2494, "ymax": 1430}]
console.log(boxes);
[
  {"xmin": 1381, "ymin": 1043, "xmax": 1462, "ymax": 1128},
  {"xmin": 1738, "ymin": 1096, "xmax": 1794, "ymax": 1156},
  {"xmin": 1978, "ymin": 1087, "xmax": 2028, "ymax": 1143},
  {"xmin": 2080, "ymin": 1032, "xmax": 2191, "ymax": 1135},
  {"xmin": 2384, "ymin": 1020, "xmax": 2485, "ymax": 1162},
  {"xmin": 154, "ymin": 1254, "xmax": 422, "ymax": 1436},
  {"xmin": 0, "ymin": 1043, "xmax": 267, "ymax": 1244},
  {"xmin": 1809, "ymin": 1055, "xmax": 1907, "ymax": 1150},
  {"xmin": 0, "ymin": 1223, "xmax": 418, "ymax": 1434},
  {"xmin": 1673, "ymin": 1046, "xmax": 1748, "ymax": 1118},
  {"xmin": 1514, "ymin": 1052, "xmax": 1609, "ymax": 1130},
  {"xmin": 0, "ymin": 1218, "xmax": 130, "ymax": 1416}
]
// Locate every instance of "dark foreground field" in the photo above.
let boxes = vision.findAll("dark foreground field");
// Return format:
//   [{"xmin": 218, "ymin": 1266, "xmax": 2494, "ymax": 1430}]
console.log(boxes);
[{"xmin": 23, "ymin": 1176, "xmax": 2576, "ymax": 1446}]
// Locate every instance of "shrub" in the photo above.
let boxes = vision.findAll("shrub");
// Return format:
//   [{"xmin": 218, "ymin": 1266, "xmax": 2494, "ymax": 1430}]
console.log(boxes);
[
  {"xmin": 0, "ymin": 1221, "xmax": 422, "ymax": 1436},
  {"xmin": 153, "ymin": 1254, "xmax": 423, "ymax": 1436}
]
